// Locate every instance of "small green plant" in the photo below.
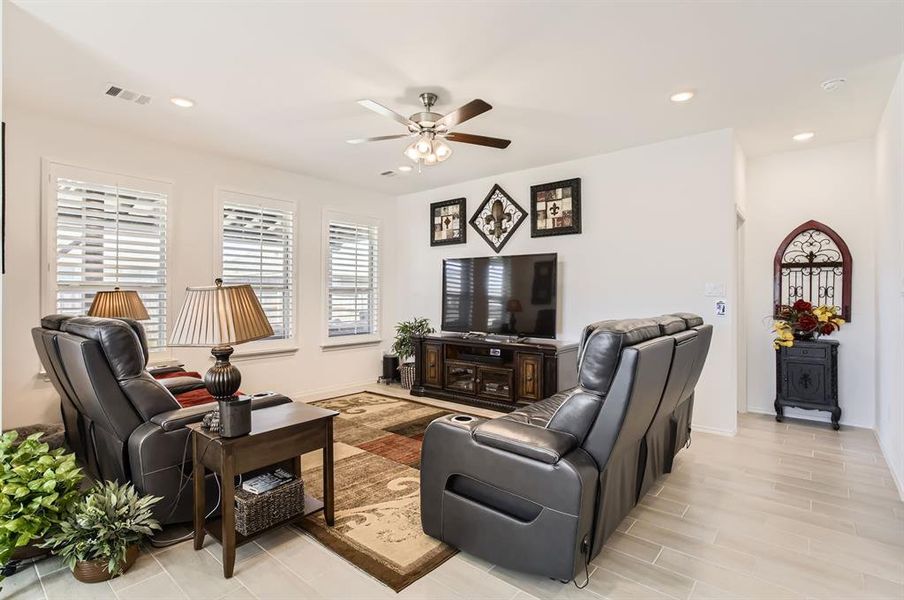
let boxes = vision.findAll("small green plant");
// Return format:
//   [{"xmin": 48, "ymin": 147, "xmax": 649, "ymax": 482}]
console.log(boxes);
[
  {"xmin": 42, "ymin": 481, "xmax": 161, "ymax": 576},
  {"xmin": 0, "ymin": 431, "xmax": 82, "ymax": 576},
  {"xmin": 391, "ymin": 317, "xmax": 435, "ymax": 363}
]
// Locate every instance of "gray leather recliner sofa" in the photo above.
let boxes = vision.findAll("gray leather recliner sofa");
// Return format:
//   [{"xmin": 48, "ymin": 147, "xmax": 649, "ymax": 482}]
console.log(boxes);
[
  {"xmin": 420, "ymin": 314, "xmax": 711, "ymax": 582},
  {"xmin": 32, "ymin": 315, "xmax": 292, "ymax": 524}
]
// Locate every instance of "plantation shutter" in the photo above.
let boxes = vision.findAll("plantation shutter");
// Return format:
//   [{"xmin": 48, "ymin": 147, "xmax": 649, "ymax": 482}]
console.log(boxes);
[
  {"xmin": 54, "ymin": 175, "xmax": 168, "ymax": 349},
  {"xmin": 221, "ymin": 200, "xmax": 294, "ymax": 340},
  {"xmin": 326, "ymin": 218, "xmax": 380, "ymax": 337}
]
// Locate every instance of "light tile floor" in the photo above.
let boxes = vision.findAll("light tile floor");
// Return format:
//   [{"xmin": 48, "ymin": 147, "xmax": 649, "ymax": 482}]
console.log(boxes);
[{"xmin": 4, "ymin": 404, "xmax": 903, "ymax": 600}]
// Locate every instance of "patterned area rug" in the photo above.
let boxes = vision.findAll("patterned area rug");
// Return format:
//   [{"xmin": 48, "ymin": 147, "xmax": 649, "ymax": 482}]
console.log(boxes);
[{"xmin": 298, "ymin": 392, "xmax": 462, "ymax": 592}]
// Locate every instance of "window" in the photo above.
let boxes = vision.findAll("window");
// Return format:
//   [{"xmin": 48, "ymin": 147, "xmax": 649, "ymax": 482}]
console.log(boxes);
[
  {"xmin": 48, "ymin": 164, "xmax": 169, "ymax": 350},
  {"xmin": 219, "ymin": 191, "xmax": 295, "ymax": 341},
  {"xmin": 324, "ymin": 212, "xmax": 380, "ymax": 344}
]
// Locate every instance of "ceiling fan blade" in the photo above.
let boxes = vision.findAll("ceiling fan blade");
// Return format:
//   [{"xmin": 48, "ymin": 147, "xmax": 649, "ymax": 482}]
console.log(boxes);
[
  {"xmin": 357, "ymin": 99, "xmax": 417, "ymax": 129},
  {"xmin": 446, "ymin": 132, "xmax": 511, "ymax": 149},
  {"xmin": 436, "ymin": 99, "xmax": 492, "ymax": 129},
  {"xmin": 346, "ymin": 134, "xmax": 412, "ymax": 144}
]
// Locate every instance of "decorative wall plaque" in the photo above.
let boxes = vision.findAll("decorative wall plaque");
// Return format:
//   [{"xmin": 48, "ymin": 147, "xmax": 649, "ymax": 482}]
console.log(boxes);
[
  {"xmin": 530, "ymin": 177, "xmax": 581, "ymax": 237},
  {"xmin": 430, "ymin": 198, "xmax": 466, "ymax": 246},
  {"xmin": 469, "ymin": 184, "xmax": 525, "ymax": 253},
  {"xmin": 773, "ymin": 220, "xmax": 853, "ymax": 322}
]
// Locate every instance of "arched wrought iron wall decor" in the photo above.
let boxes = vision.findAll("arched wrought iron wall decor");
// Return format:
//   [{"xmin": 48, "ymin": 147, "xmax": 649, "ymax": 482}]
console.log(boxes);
[{"xmin": 773, "ymin": 220, "xmax": 852, "ymax": 321}]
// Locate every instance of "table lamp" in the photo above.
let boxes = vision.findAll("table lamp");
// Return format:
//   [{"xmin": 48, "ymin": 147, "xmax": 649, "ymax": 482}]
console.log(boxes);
[
  {"xmin": 87, "ymin": 287, "xmax": 150, "ymax": 320},
  {"xmin": 169, "ymin": 278, "xmax": 273, "ymax": 437}
]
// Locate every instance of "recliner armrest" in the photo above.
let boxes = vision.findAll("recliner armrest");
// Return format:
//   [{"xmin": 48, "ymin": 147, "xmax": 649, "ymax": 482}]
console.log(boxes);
[
  {"xmin": 148, "ymin": 365, "xmax": 187, "ymax": 377},
  {"xmin": 150, "ymin": 404, "xmax": 216, "ymax": 432},
  {"xmin": 149, "ymin": 392, "xmax": 292, "ymax": 432},
  {"xmin": 473, "ymin": 419, "xmax": 578, "ymax": 464}
]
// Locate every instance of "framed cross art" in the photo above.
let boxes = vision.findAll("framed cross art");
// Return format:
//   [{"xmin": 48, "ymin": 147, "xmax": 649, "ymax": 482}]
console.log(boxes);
[
  {"xmin": 430, "ymin": 198, "xmax": 467, "ymax": 246},
  {"xmin": 530, "ymin": 177, "xmax": 581, "ymax": 237}
]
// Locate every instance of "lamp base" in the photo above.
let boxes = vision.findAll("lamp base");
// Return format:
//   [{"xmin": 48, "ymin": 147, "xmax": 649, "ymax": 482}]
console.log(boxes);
[
  {"xmin": 205, "ymin": 345, "xmax": 250, "ymax": 437},
  {"xmin": 218, "ymin": 397, "xmax": 251, "ymax": 438}
]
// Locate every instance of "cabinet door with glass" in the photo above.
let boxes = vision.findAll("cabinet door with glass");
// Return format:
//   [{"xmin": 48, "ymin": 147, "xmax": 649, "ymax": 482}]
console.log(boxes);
[
  {"xmin": 477, "ymin": 366, "xmax": 514, "ymax": 401},
  {"xmin": 445, "ymin": 361, "xmax": 477, "ymax": 394}
]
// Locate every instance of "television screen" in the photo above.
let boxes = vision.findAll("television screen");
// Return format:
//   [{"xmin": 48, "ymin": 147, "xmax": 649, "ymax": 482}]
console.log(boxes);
[{"xmin": 442, "ymin": 253, "xmax": 557, "ymax": 338}]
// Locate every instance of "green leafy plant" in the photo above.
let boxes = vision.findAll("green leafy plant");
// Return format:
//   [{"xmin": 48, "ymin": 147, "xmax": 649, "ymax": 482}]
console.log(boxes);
[
  {"xmin": 0, "ymin": 431, "xmax": 82, "ymax": 574},
  {"xmin": 42, "ymin": 481, "xmax": 161, "ymax": 576},
  {"xmin": 391, "ymin": 317, "xmax": 435, "ymax": 363}
]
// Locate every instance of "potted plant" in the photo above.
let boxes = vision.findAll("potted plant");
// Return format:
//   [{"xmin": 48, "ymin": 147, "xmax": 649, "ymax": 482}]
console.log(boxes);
[
  {"xmin": 772, "ymin": 300, "xmax": 845, "ymax": 349},
  {"xmin": 0, "ymin": 431, "xmax": 82, "ymax": 581},
  {"xmin": 42, "ymin": 481, "xmax": 161, "ymax": 583},
  {"xmin": 392, "ymin": 317, "xmax": 435, "ymax": 389}
]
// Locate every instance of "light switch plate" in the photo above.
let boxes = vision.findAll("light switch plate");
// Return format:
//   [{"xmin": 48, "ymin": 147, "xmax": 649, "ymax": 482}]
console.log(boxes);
[{"xmin": 704, "ymin": 283, "xmax": 725, "ymax": 297}]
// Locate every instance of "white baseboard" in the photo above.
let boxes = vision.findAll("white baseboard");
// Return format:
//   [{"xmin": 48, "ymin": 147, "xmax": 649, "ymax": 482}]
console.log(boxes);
[
  {"xmin": 746, "ymin": 405, "xmax": 872, "ymax": 429},
  {"xmin": 691, "ymin": 423, "xmax": 737, "ymax": 437},
  {"xmin": 874, "ymin": 429, "xmax": 904, "ymax": 502},
  {"xmin": 290, "ymin": 380, "xmax": 377, "ymax": 404}
]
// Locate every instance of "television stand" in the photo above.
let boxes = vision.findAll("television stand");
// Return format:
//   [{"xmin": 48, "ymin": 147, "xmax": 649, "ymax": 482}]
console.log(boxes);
[{"xmin": 410, "ymin": 333, "xmax": 578, "ymax": 412}]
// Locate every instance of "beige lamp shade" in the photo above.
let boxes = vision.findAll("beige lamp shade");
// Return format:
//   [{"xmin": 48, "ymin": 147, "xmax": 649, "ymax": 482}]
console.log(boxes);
[
  {"xmin": 169, "ymin": 279, "xmax": 273, "ymax": 347},
  {"xmin": 87, "ymin": 288, "xmax": 150, "ymax": 320}
]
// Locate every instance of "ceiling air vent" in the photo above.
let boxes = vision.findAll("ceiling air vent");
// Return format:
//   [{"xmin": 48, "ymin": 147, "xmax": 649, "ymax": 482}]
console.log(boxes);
[
  {"xmin": 379, "ymin": 170, "xmax": 397, "ymax": 177},
  {"xmin": 104, "ymin": 83, "xmax": 152, "ymax": 106}
]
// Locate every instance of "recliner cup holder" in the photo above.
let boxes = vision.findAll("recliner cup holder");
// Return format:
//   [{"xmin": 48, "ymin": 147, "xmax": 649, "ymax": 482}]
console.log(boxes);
[{"xmin": 452, "ymin": 415, "xmax": 474, "ymax": 423}]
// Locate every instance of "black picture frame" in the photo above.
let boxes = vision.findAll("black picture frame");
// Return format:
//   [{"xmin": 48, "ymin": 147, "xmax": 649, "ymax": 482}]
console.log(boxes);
[
  {"xmin": 530, "ymin": 177, "xmax": 581, "ymax": 237},
  {"xmin": 430, "ymin": 197, "xmax": 467, "ymax": 247},
  {"xmin": 469, "ymin": 184, "xmax": 526, "ymax": 253}
]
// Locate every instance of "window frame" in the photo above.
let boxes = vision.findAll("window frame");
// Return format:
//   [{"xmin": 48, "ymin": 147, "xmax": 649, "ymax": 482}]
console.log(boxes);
[
  {"xmin": 321, "ymin": 209, "xmax": 382, "ymax": 349},
  {"xmin": 215, "ymin": 188, "xmax": 299, "ymax": 355},
  {"xmin": 41, "ymin": 160, "xmax": 173, "ymax": 357}
]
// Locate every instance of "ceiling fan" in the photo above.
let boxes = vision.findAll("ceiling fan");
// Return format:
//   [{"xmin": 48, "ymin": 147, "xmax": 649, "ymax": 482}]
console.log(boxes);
[{"xmin": 347, "ymin": 92, "xmax": 511, "ymax": 167}]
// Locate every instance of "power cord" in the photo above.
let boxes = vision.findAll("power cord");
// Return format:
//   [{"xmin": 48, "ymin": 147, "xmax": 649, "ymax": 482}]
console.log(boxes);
[
  {"xmin": 148, "ymin": 433, "xmax": 237, "ymax": 548},
  {"xmin": 573, "ymin": 535, "xmax": 592, "ymax": 589}
]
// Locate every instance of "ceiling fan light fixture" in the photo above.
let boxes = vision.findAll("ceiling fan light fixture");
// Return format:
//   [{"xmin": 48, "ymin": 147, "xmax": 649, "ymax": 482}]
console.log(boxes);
[
  {"xmin": 434, "ymin": 139, "xmax": 453, "ymax": 161},
  {"xmin": 424, "ymin": 153, "xmax": 438, "ymax": 166},
  {"xmin": 404, "ymin": 142, "xmax": 420, "ymax": 162}
]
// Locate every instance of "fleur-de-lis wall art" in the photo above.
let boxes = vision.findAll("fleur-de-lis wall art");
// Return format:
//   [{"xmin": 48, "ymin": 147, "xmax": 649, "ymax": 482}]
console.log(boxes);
[{"xmin": 469, "ymin": 184, "xmax": 526, "ymax": 253}]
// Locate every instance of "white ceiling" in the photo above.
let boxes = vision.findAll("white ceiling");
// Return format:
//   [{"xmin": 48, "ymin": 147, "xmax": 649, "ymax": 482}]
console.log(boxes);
[{"xmin": 5, "ymin": 1, "xmax": 903, "ymax": 194}]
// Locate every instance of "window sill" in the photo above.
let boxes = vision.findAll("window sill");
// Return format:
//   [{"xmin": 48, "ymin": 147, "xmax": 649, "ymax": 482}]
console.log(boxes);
[
  {"xmin": 320, "ymin": 338, "xmax": 382, "ymax": 351},
  {"xmin": 220, "ymin": 346, "xmax": 299, "ymax": 361}
]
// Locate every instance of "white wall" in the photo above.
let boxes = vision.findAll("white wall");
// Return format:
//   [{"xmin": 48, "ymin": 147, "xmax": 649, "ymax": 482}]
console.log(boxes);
[
  {"xmin": 395, "ymin": 129, "xmax": 740, "ymax": 435},
  {"xmin": 874, "ymin": 62, "xmax": 904, "ymax": 498},
  {"xmin": 0, "ymin": 2, "xmax": 4, "ymax": 431},
  {"xmin": 745, "ymin": 140, "xmax": 877, "ymax": 428},
  {"xmin": 2, "ymin": 106, "xmax": 397, "ymax": 428}
]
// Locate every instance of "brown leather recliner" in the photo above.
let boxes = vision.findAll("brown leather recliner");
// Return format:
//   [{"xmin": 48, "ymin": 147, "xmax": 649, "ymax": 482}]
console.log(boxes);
[{"xmin": 32, "ymin": 315, "xmax": 291, "ymax": 523}]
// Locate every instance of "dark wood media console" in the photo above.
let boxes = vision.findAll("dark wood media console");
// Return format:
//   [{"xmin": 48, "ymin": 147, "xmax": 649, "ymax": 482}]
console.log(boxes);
[{"xmin": 410, "ymin": 333, "xmax": 578, "ymax": 412}]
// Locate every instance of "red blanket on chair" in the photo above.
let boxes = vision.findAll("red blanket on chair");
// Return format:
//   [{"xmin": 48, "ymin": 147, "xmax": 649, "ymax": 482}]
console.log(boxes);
[{"xmin": 152, "ymin": 370, "xmax": 232, "ymax": 408}]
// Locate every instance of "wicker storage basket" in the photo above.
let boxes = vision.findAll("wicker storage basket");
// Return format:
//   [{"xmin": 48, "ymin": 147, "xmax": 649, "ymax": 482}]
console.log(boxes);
[
  {"xmin": 234, "ymin": 478, "xmax": 305, "ymax": 536},
  {"xmin": 400, "ymin": 362, "xmax": 416, "ymax": 389}
]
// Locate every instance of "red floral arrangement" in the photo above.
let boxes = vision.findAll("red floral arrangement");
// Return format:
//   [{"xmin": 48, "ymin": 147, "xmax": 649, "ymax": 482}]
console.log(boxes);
[{"xmin": 772, "ymin": 299, "xmax": 844, "ymax": 348}]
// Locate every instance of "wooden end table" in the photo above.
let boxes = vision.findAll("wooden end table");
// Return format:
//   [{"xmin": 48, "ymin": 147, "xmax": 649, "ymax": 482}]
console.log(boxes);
[{"xmin": 188, "ymin": 402, "xmax": 338, "ymax": 577}]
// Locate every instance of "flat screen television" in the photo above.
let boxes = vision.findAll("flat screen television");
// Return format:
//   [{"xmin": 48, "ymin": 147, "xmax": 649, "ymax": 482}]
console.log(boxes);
[{"xmin": 442, "ymin": 253, "xmax": 558, "ymax": 339}]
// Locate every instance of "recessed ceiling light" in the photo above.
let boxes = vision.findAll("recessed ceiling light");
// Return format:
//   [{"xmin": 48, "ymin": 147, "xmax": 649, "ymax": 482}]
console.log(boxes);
[
  {"xmin": 669, "ymin": 91, "xmax": 695, "ymax": 103},
  {"xmin": 792, "ymin": 131, "xmax": 815, "ymax": 142},
  {"xmin": 170, "ymin": 97, "xmax": 195, "ymax": 108},
  {"xmin": 821, "ymin": 78, "xmax": 846, "ymax": 92},
  {"xmin": 397, "ymin": 165, "xmax": 413, "ymax": 172}
]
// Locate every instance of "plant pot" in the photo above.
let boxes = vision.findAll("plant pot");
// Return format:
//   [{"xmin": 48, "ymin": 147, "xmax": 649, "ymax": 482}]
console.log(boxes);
[
  {"xmin": 72, "ymin": 544, "xmax": 140, "ymax": 583},
  {"xmin": 400, "ymin": 363, "xmax": 416, "ymax": 390},
  {"xmin": 11, "ymin": 537, "xmax": 49, "ymax": 561}
]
